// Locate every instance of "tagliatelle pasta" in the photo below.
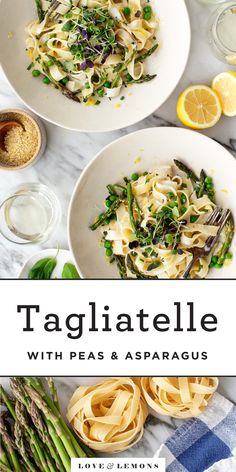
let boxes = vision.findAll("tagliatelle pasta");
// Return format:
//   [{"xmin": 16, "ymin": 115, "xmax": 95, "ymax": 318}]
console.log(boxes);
[
  {"xmin": 90, "ymin": 159, "xmax": 234, "ymax": 279},
  {"xmin": 140, "ymin": 377, "xmax": 219, "ymax": 418},
  {"xmin": 25, "ymin": 0, "xmax": 158, "ymax": 103},
  {"xmin": 67, "ymin": 378, "xmax": 148, "ymax": 452}
]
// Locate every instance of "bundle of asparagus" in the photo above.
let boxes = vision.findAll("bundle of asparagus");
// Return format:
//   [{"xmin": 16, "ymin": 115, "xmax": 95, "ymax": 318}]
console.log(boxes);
[{"xmin": 0, "ymin": 377, "xmax": 95, "ymax": 472}]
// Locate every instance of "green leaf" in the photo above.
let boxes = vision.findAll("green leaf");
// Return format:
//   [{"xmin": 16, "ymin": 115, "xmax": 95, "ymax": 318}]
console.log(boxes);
[
  {"xmin": 62, "ymin": 262, "xmax": 80, "ymax": 279},
  {"xmin": 28, "ymin": 257, "xmax": 57, "ymax": 280},
  {"xmin": 62, "ymin": 20, "xmax": 74, "ymax": 32}
]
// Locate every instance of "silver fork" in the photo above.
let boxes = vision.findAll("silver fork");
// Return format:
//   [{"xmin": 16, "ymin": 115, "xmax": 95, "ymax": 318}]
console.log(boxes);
[{"xmin": 181, "ymin": 207, "xmax": 232, "ymax": 279}]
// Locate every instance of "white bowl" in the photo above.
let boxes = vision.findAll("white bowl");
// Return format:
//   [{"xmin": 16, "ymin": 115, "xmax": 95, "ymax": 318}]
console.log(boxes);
[
  {"xmin": 68, "ymin": 127, "xmax": 236, "ymax": 278},
  {"xmin": 0, "ymin": 0, "xmax": 190, "ymax": 132}
]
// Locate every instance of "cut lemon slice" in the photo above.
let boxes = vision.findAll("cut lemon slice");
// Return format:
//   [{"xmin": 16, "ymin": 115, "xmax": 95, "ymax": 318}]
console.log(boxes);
[
  {"xmin": 212, "ymin": 72, "xmax": 236, "ymax": 117},
  {"xmin": 177, "ymin": 85, "xmax": 222, "ymax": 129}
]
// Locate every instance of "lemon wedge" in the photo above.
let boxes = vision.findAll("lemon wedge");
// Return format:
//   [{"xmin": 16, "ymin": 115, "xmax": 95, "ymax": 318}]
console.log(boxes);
[
  {"xmin": 212, "ymin": 72, "xmax": 236, "ymax": 117},
  {"xmin": 177, "ymin": 85, "xmax": 222, "ymax": 129}
]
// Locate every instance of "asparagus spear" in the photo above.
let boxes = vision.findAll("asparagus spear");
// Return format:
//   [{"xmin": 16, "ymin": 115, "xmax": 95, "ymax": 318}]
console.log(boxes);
[
  {"xmin": 30, "ymin": 401, "xmax": 66, "ymax": 471},
  {"xmin": 23, "ymin": 378, "xmax": 95, "ymax": 458},
  {"xmin": 14, "ymin": 422, "xmax": 37, "ymax": 472},
  {"xmin": 127, "ymin": 183, "xmax": 152, "ymax": 244},
  {"xmin": 196, "ymin": 169, "xmax": 206, "ymax": 198},
  {"xmin": 25, "ymin": 386, "xmax": 77, "ymax": 463},
  {"xmin": 135, "ymin": 44, "xmax": 159, "ymax": 63},
  {"xmin": 13, "ymin": 396, "xmax": 51, "ymax": 472},
  {"xmin": 107, "ymin": 184, "xmax": 118, "ymax": 196},
  {"xmin": 0, "ymin": 418, "xmax": 21, "ymax": 472},
  {"xmin": 174, "ymin": 159, "xmax": 199, "ymax": 183},
  {"xmin": 216, "ymin": 214, "xmax": 234, "ymax": 265},
  {"xmin": 34, "ymin": 0, "xmax": 44, "ymax": 22},
  {"xmin": 127, "ymin": 182, "xmax": 137, "ymax": 233},
  {"xmin": 114, "ymin": 255, "xmax": 127, "ymax": 279},
  {"xmin": 0, "ymin": 445, "xmax": 10, "ymax": 469},
  {"xmin": 0, "ymin": 463, "xmax": 14, "ymax": 472},
  {"xmin": 90, "ymin": 199, "xmax": 121, "ymax": 230},
  {"xmin": 126, "ymin": 74, "xmax": 156, "ymax": 84},
  {"xmin": 46, "ymin": 378, "xmax": 60, "ymax": 413},
  {"xmin": 0, "ymin": 387, "xmax": 16, "ymax": 420},
  {"xmin": 126, "ymin": 254, "xmax": 158, "ymax": 279}
]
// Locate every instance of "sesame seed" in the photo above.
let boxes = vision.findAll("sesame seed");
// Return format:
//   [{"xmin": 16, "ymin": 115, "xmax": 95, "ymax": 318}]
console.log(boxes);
[{"xmin": 0, "ymin": 112, "xmax": 40, "ymax": 168}]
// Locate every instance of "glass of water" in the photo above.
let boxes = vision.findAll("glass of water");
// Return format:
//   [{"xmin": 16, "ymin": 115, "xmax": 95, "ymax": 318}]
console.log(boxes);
[
  {"xmin": 0, "ymin": 183, "xmax": 61, "ymax": 244},
  {"xmin": 208, "ymin": 2, "xmax": 236, "ymax": 63}
]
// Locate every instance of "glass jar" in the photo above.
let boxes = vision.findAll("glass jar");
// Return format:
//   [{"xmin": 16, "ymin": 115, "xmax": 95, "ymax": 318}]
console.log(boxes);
[
  {"xmin": 0, "ymin": 183, "xmax": 61, "ymax": 244},
  {"xmin": 208, "ymin": 2, "xmax": 236, "ymax": 64}
]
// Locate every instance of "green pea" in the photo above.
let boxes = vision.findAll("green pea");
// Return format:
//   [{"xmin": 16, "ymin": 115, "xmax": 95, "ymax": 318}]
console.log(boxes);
[
  {"xmin": 97, "ymin": 88, "xmax": 104, "ymax": 97},
  {"xmin": 180, "ymin": 193, "xmax": 187, "ymax": 204},
  {"xmin": 105, "ymin": 199, "xmax": 113, "ymax": 208},
  {"xmin": 123, "ymin": 6, "xmax": 131, "ymax": 16},
  {"xmin": 205, "ymin": 176, "xmax": 213, "ymax": 185},
  {"xmin": 32, "ymin": 69, "xmax": 40, "ymax": 77},
  {"xmin": 131, "ymin": 173, "xmax": 139, "ymax": 181},
  {"xmin": 225, "ymin": 252, "xmax": 233, "ymax": 259},
  {"xmin": 190, "ymin": 215, "xmax": 199, "ymax": 223},
  {"xmin": 165, "ymin": 233, "xmax": 174, "ymax": 244},
  {"xmin": 206, "ymin": 183, "xmax": 213, "ymax": 190},
  {"xmin": 144, "ymin": 11, "xmax": 152, "ymax": 20},
  {"xmin": 144, "ymin": 5, "xmax": 152, "ymax": 13},
  {"xmin": 211, "ymin": 255, "xmax": 218, "ymax": 265},
  {"xmin": 104, "ymin": 240, "xmax": 112, "ymax": 249},
  {"xmin": 42, "ymin": 76, "xmax": 50, "ymax": 84},
  {"xmin": 46, "ymin": 60, "xmax": 54, "ymax": 67},
  {"xmin": 167, "ymin": 192, "xmax": 175, "ymax": 199},
  {"xmin": 109, "ymin": 195, "xmax": 117, "ymax": 202},
  {"xmin": 215, "ymin": 263, "xmax": 223, "ymax": 268},
  {"xmin": 85, "ymin": 82, "xmax": 91, "ymax": 89},
  {"xmin": 105, "ymin": 248, "xmax": 113, "ymax": 257},
  {"xmin": 104, "ymin": 81, "xmax": 111, "ymax": 88}
]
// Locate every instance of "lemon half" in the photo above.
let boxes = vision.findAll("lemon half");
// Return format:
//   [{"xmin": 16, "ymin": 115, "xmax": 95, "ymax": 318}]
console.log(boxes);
[
  {"xmin": 177, "ymin": 85, "xmax": 222, "ymax": 129},
  {"xmin": 212, "ymin": 72, "xmax": 236, "ymax": 117}
]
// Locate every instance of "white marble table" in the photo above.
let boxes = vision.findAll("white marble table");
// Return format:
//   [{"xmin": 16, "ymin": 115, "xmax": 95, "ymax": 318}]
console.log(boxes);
[{"xmin": 0, "ymin": 0, "xmax": 236, "ymax": 278}]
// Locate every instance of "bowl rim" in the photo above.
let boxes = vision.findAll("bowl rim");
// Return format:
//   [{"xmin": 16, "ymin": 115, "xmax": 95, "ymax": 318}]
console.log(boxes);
[
  {"xmin": 68, "ymin": 126, "xmax": 236, "ymax": 278},
  {"xmin": 0, "ymin": 107, "xmax": 43, "ymax": 170},
  {"xmin": 0, "ymin": 0, "xmax": 191, "ymax": 132}
]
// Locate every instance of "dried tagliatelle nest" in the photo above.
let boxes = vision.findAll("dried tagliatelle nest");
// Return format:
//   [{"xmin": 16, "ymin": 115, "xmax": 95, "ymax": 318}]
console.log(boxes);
[
  {"xmin": 140, "ymin": 377, "xmax": 219, "ymax": 419},
  {"xmin": 67, "ymin": 377, "xmax": 148, "ymax": 453}
]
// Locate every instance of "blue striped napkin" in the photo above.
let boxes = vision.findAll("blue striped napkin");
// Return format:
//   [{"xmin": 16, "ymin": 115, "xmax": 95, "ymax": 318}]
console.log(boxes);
[{"xmin": 155, "ymin": 393, "xmax": 236, "ymax": 472}]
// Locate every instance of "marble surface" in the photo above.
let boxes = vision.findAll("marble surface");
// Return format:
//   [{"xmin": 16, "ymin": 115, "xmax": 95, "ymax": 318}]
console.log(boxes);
[
  {"xmin": 0, "ymin": 0, "xmax": 236, "ymax": 278},
  {"xmin": 0, "ymin": 376, "xmax": 236, "ymax": 458}
]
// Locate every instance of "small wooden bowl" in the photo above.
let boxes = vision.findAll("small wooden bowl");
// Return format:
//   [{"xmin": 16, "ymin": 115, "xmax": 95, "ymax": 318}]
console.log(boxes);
[{"xmin": 0, "ymin": 108, "xmax": 47, "ymax": 171}]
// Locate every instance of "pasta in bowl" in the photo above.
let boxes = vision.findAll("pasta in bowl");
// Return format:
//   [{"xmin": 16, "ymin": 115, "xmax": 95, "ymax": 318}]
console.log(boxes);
[
  {"xmin": 89, "ymin": 160, "xmax": 234, "ymax": 279},
  {"xmin": 68, "ymin": 127, "xmax": 236, "ymax": 277},
  {"xmin": 25, "ymin": 0, "xmax": 159, "ymax": 103},
  {"xmin": 0, "ymin": 0, "xmax": 190, "ymax": 131}
]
